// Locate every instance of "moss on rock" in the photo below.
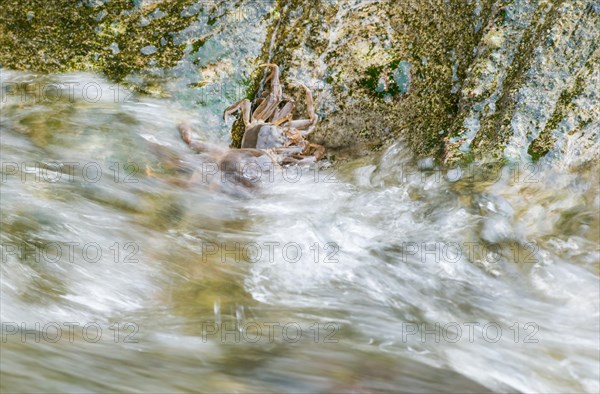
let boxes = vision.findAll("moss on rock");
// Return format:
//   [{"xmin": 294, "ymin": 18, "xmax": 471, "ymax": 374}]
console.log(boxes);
[
  {"xmin": 242, "ymin": 0, "xmax": 490, "ymax": 160},
  {"xmin": 0, "ymin": 0, "xmax": 210, "ymax": 81}
]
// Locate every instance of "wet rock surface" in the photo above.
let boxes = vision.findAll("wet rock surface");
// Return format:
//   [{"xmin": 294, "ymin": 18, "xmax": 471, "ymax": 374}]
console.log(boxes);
[
  {"xmin": 1, "ymin": 0, "xmax": 598, "ymax": 166},
  {"xmin": 254, "ymin": 0, "xmax": 599, "ymax": 167}
]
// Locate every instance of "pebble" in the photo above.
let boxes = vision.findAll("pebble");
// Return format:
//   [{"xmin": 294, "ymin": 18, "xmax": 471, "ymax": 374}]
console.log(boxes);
[{"xmin": 140, "ymin": 45, "xmax": 157, "ymax": 55}]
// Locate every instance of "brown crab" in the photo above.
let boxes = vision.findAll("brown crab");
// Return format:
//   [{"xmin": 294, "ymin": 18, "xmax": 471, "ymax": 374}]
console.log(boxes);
[{"xmin": 181, "ymin": 64, "xmax": 325, "ymax": 166}]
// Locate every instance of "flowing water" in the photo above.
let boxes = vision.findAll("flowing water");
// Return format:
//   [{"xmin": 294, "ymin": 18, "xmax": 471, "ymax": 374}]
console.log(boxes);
[{"xmin": 1, "ymin": 70, "xmax": 599, "ymax": 393}]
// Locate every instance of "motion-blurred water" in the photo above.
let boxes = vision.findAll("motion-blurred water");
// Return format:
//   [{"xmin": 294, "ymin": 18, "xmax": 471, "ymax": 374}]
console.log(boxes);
[{"xmin": 1, "ymin": 69, "xmax": 598, "ymax": 393}]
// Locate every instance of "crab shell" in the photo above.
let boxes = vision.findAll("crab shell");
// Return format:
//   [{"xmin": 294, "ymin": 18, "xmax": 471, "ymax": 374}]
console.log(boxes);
[{"xmin": 241, "ymin": 124, "xmax": 290, "ymax": 149}]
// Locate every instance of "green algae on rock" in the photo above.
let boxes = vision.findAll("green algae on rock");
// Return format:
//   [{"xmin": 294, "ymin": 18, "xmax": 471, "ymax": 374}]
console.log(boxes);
[
  {"xmin": 246, "ymin": 0, "xmax": 494, "ymax": 158},
  {"xmin": 444, "ymin": 0, "xmax": 599, "ymax": 166},
  {"xmin": 1, "ymin": 0, "xmax": 197, "ymax": 80},
  {"xmin": 244, "ymin": 0, "xmax": 598, "ymax": 167},
  {"xmin": 0, "ymin": 0, "xmax": 272, "ymax": 87},
  {"xmin": 360, "ymin": 59, "xmax": 412, "ymax": 99}
]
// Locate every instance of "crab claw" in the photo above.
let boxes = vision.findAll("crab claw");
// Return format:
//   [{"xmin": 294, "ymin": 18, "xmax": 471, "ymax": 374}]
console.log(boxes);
[
  {"xmin": 223, "ymin": 98, "xmax": 251, "ymax": 127},
  {"xmin": 258, "ymin": 63, "xmax": 279, "ymax": 69},
  {"xmin": 289, "ymin": 81, "xmax": 310, "ymax": 92},
  {"xmin": 258, "ymin": 63, "xmax": 282, "ymax": 98},
  {"xmin": 259, "ymin": 63, "xmax": 280, "ymax": 81}
]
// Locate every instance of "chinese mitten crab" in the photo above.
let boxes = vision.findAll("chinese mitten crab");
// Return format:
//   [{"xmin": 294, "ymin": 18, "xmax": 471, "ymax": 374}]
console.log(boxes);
[{"xmin": 181, "ymin": 64, "xmax": 325, "ymax": 166}]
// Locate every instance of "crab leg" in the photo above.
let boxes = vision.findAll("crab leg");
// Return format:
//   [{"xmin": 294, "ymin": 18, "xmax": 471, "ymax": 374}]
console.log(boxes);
[
  {"xmin": 253, "ymin": 64, "xmax": 285, "ymax": 121},
  {"xmin": 259, "ymin": 63, "xmax": 282, "ymax": 97},
  {"xmin": 223, "ymin": 98, "xmax": 252, "ymax": 127},
  {"xmin": 178, "ymin": 122, "xmax": 224, "ymax": 154},
  {"xmin": 252, "ymin": 93, "xmax": 280, "ymax": 122},
  {"xmin": 269, "ymin": 145, "xmax": 305, "ymax": 155},
  {"xmin": 286, "ymin": 83, "xmax": 318, "ymax": 135},
  {"xmin": 272, "ymin": 114, "xmax": 293, "ymax": 126},
  {"xmin": 271, "ymin": 100, "xmax": 295, "ymax": 123},
  {"xmin": 304, "ymin": 143, "xmax": 326, "ymax": 160}
]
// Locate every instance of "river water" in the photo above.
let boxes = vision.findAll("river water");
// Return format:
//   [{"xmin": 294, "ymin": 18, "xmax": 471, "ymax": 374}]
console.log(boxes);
[{"xmin": 1, "ymin": 69, "xmax": 598, "ymax": 393}]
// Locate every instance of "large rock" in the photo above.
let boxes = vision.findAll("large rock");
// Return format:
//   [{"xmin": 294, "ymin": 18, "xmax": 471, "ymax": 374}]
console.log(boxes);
[
  {"xmin": 445, "ymin": 0, "xmax": 600, "ymax": 168},
  {"xmin": 246, "ymin": 0, "xmax": 599, "ymax": 167},
  {"xmin": 1, "ymin": 0, "xmax": 598, "ymax": 167}
]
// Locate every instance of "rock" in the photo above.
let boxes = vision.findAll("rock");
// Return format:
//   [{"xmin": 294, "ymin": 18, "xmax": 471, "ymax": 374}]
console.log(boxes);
[
  {"xmin": 109, "ymin": 42, "xmax": 121, "ymax": 54},
  {"xmin": 444, "ymin": 0, "xmax": 600, "ymax": 167},
  {"xmin": 244, "ymin": 0, "xmax": 599, "ymax": 168},
  {"xmin": 0, "ymin": 0, "xmax": 597, "ymax": 168},
  {"xmin": 140, "ymin": 45, "xmax": 157, "ymax": 55},
  {"xmin": 242, "ymin": 0, "xmax": 494, "ymax": 159},
  {"xmin": 0, "ymin": 0, "xmax": 267, "ymax": 83}
]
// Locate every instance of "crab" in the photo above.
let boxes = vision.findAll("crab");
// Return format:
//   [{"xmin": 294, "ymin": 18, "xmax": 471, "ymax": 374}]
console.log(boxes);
[{"xmin": 181, "ymin": 64, "xmax": 325, "ymax": 166}]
